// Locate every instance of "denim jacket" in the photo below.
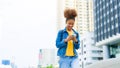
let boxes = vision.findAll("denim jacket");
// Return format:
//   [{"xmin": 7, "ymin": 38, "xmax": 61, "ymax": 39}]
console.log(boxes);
[{"xmin": 56, "ymin": 28, "xmax": 80, "ymax": 57}]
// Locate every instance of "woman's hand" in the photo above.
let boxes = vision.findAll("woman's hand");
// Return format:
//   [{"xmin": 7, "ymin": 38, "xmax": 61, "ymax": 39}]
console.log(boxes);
[
  {"xmin": 64, "ymin": 35, "xmax": 73, "ymax": 42},
  {"xmin": 73, "ymin": 36, "xmax": 78, "ymax": 42}
]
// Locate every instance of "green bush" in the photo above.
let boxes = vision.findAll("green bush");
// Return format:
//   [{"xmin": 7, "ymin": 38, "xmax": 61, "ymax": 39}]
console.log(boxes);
[{"xmin": 46, "ymin": 64, "xmax": 53, "ymax": 68}]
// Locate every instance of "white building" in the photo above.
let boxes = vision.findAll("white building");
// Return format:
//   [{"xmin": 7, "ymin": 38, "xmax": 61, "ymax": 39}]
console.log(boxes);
[
  {"xmin": 78, "ymin": 32, "xmax": 103, "ymax": 68},
  {"xmin": 75, "ymin": 0, "xmax": 94, "ymax": 35},
  {"xmin": 86, "ymin": 57, "xmax": 120, "ymax": 68},
  {"xmin": 38, "ymin": 49, "xmax": 58, "ymax": 68},
  {"xmin": 0, "ymin": 65, "xmax": 12, "ymax": 68}
]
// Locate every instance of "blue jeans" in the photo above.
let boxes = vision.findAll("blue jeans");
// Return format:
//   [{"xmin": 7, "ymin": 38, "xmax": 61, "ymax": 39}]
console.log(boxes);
[{"xmin": 59, "ymin": 56, "xmax": 79, "ymax": 68}]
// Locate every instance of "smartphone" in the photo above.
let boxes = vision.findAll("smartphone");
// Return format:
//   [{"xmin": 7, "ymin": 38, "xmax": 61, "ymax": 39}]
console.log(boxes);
[{"xmin": 72, "ymin": 34, "xmax": 76, "ymax": 37}]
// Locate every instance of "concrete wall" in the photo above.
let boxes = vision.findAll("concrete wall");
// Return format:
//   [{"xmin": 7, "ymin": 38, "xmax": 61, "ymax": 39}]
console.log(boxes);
[{"xmin": 86, "ymin": 58, "xmax": 120, "ymax": 68}]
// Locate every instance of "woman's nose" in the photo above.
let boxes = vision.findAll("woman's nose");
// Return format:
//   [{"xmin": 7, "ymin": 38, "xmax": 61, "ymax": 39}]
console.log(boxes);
[{"xmin": 70, "ymin": 25, "xmax": 73, "ymax": 27}]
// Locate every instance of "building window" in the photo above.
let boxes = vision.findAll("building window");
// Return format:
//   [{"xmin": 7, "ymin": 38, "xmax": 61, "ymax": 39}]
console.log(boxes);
[
  {"xmin": 98, "ymin": 57, "xmax": 103, "ymax": 60},
  {"xmin": 79, "ymin": 53, "xmax": 81, "ymax": 55},
  {"xmin": 92, "ymin": 50, "xmax": 103, "ymax": 53},
  {"xmin": 84, "ymin": 51, "xmax": 86, "ymax": 54},
  {"xmin": 91, "ymin": 37, "xmax": 94, "ymax": 40},
  {"xmin": 92, "ymin": 57, "xmax": 103, "ymax": 60},
  {"xmin": 116, "ymin": 27, "xmax": 119, "ymax": 33},
  {"xmin": 109, "ymin": 44, "xmax": 120, "ymax": 58},
  {"xmin": 114, "ymin": 27, "xmax": 117, "ymax": 35},
  {"xmin": 112, "ymin": 29, "xmax": 114, "ymax": 36},
  {"xmin": 84, "ymin": 45, "xmax": 86, "ymax": 47}
]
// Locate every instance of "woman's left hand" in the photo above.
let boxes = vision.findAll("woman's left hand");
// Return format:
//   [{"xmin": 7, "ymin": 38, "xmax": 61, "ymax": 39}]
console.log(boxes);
[{"xmin": 73, "ymin": 35, "xmax": 78, "ymax": 42}]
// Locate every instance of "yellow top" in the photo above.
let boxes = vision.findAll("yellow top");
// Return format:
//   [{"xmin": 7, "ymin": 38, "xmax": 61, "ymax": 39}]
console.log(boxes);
[{"xmin": 65, "ymin": 30, "xmax": 74, "ymax": 56}]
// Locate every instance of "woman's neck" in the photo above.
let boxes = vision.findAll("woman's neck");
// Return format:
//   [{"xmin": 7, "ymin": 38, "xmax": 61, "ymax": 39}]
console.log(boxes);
[{"xmin": 66, "ymin": 28, "xmax": 72, "ymax": 31}]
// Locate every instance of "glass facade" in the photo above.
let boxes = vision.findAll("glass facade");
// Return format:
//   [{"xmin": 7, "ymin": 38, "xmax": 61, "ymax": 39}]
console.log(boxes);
[
  {"xmin": 109, "ymin": 43, "xmax": 120, "ymax": 58},
  {"xmin": 94, "ymin": 0, "xmax": 120, "ymax": 58},
  {"xmin": 94, "ymin": 0, "xmax": 120, "ymax": 42}
]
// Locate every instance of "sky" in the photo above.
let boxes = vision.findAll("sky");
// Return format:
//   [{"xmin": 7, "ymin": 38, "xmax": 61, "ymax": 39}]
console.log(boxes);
[{"xmin": 0, "ymin": 0, "xmax": 57, "ymax": 67}]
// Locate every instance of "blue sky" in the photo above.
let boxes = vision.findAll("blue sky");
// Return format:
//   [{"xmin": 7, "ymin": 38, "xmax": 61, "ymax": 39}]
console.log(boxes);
[{"xmin": 0, "ymin": 0, "xmax": 57, "ymax": 67}]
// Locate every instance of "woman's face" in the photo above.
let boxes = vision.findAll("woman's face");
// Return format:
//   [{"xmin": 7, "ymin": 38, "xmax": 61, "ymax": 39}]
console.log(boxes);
[{"xmin": 66, "ymin": 19, "xmax": 75, "ymax": 31}]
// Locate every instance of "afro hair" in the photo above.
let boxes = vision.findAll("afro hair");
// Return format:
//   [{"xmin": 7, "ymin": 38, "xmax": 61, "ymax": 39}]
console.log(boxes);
[{"xmin": 64, "ymin": 8, "xmax": 77, "ymax": 19}]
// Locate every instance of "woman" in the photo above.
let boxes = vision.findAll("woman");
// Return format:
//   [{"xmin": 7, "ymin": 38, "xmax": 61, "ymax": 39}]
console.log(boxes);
[{"xmin": 56, "ymin": 8, "xmax": 80, "ymax": 68}]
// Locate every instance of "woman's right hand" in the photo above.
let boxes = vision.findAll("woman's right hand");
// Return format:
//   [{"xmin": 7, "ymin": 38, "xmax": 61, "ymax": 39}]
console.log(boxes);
[{"xmin": 64, "ymin": 35, "xmax": 73, "ymax": 42}]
